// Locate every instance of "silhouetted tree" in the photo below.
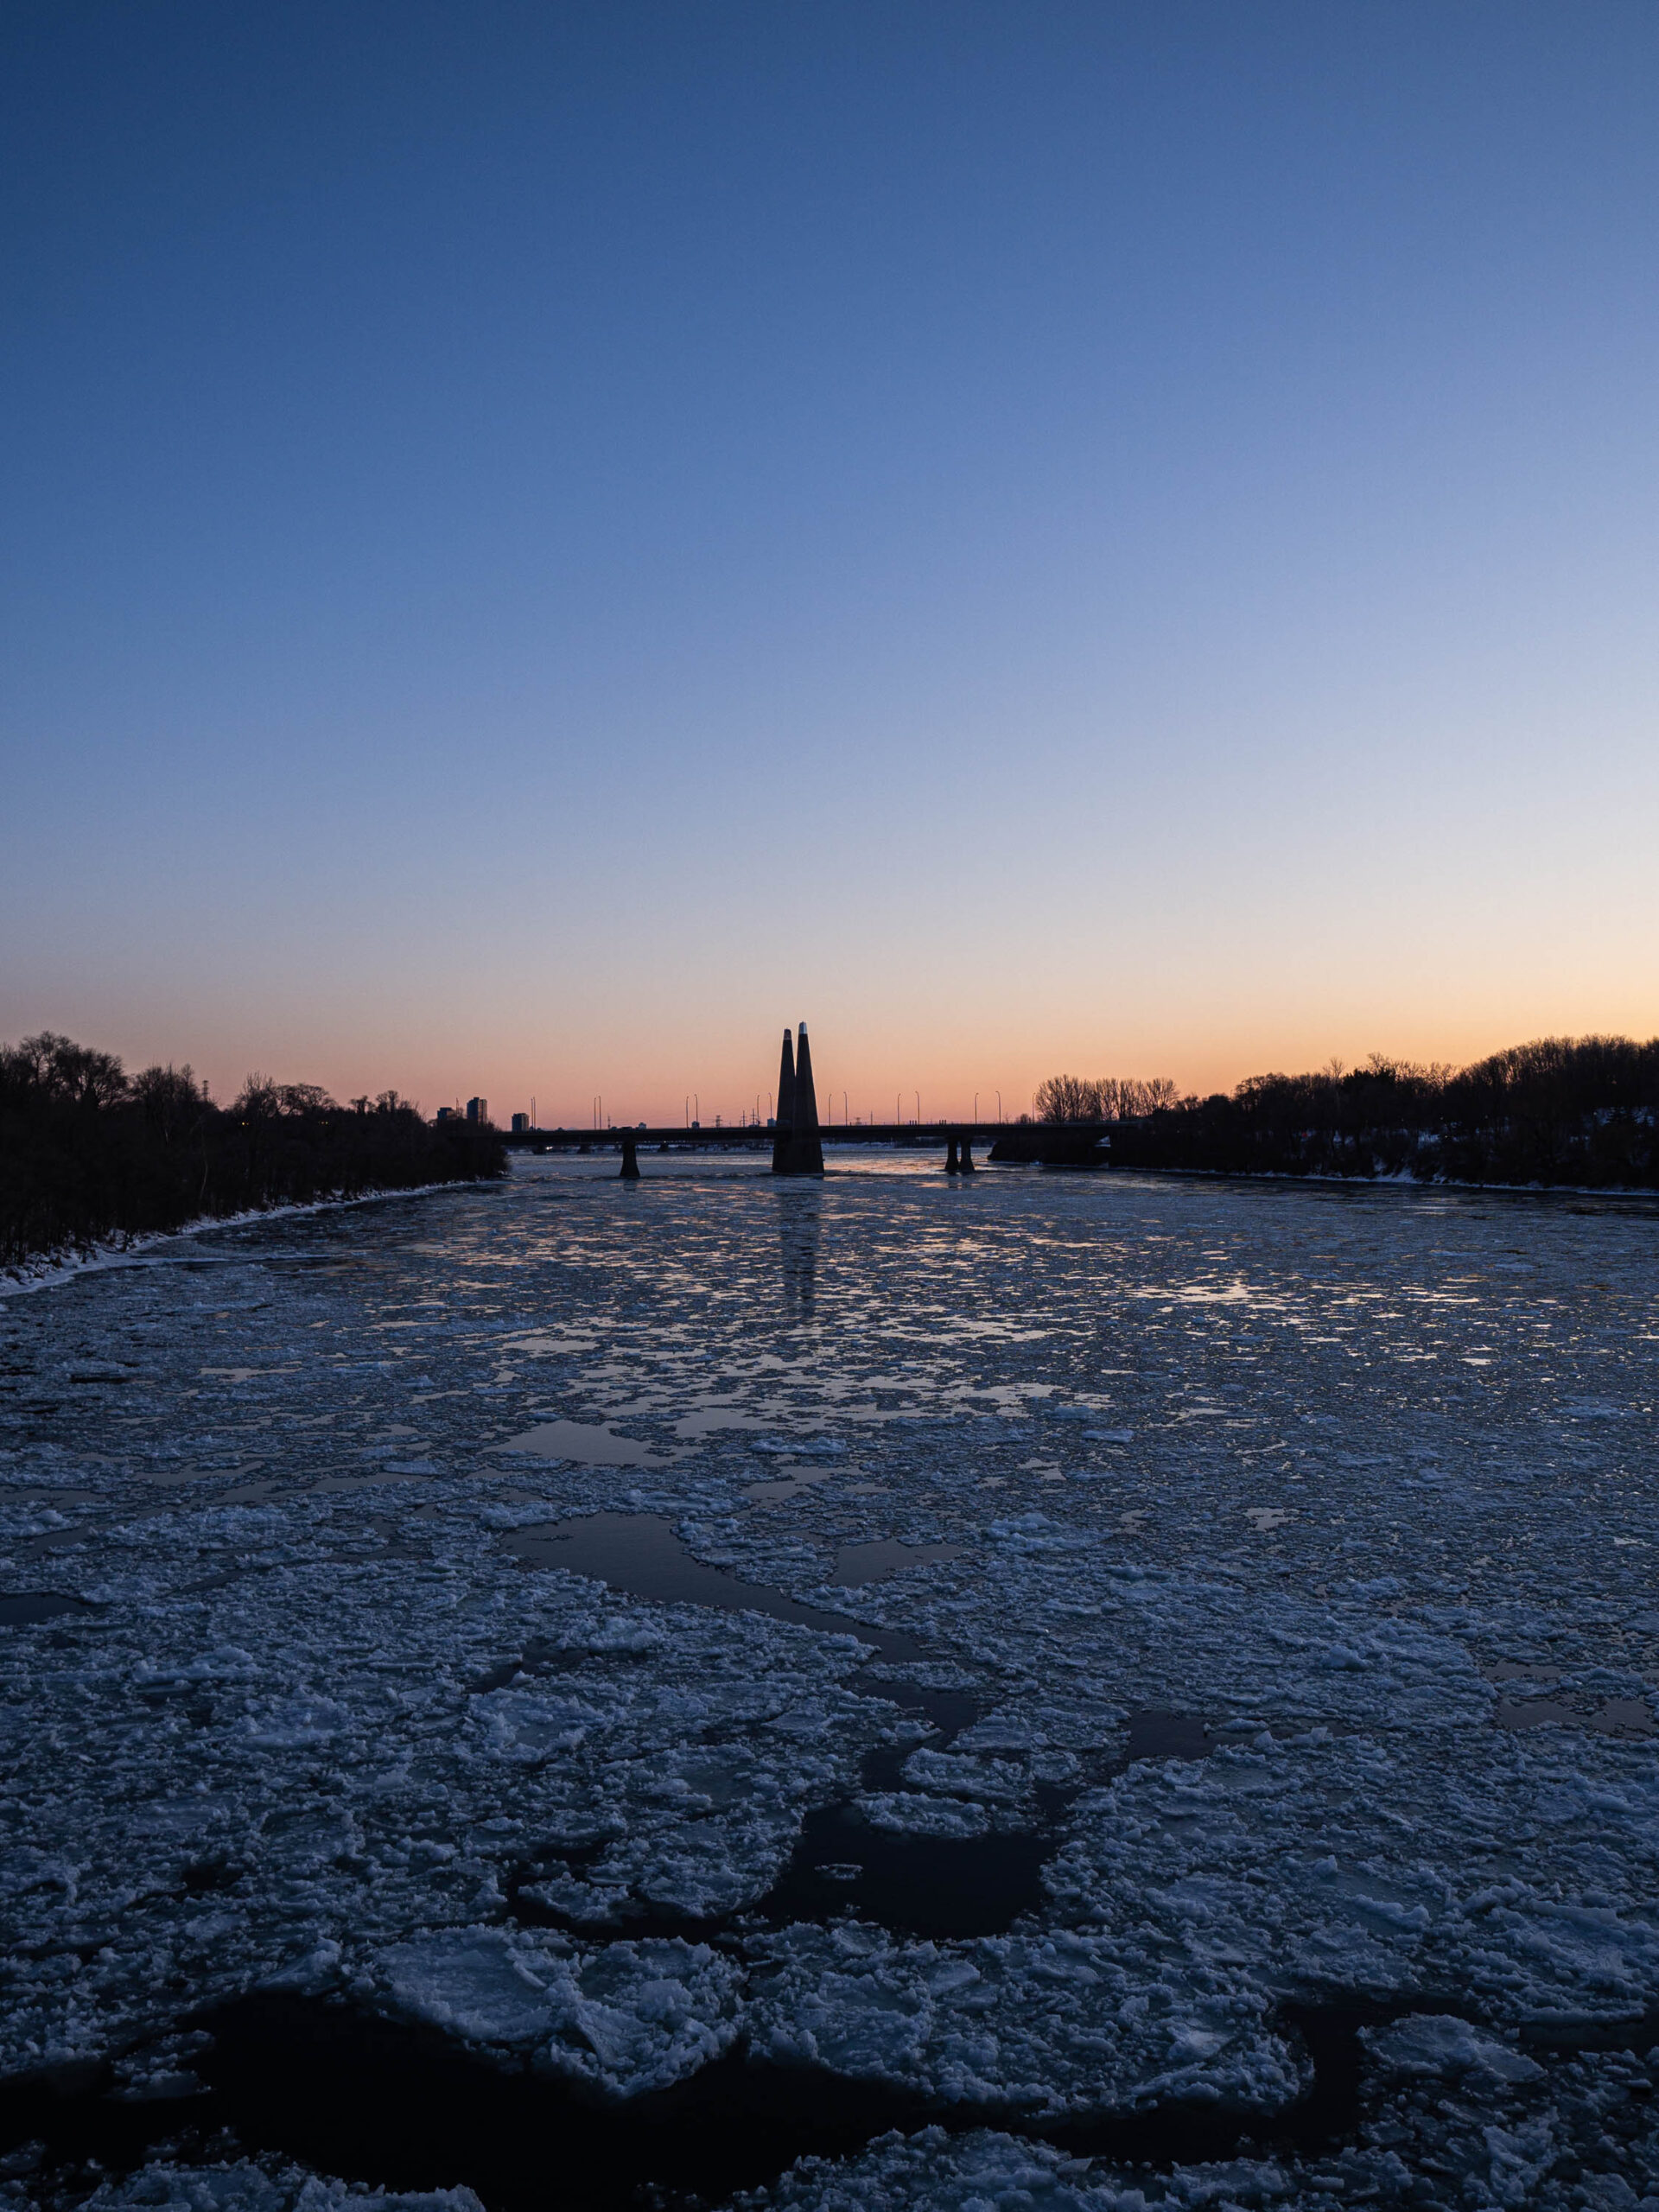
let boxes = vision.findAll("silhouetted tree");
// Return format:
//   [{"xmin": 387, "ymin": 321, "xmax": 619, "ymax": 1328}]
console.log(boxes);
[
  {"xmin": 1, "ymin": 1033, "xmax": 506, "ymax": 1268},
  {"xmin": 1092, "ymin": 1035, "xmax": 1659, "ymax": 1189},
  {"xmin": 1035, "ymin": 1073, "xmax": 1180, "ymax": 1122}
]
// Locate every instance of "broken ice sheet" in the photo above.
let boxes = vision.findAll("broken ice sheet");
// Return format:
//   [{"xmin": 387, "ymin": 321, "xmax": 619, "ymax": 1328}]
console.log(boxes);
[
  {"xmin": 1364, "ymin": 2011, "xmax": 1544, "ymax": 2084},
  {"xmin": 371, "ymin": 1925, "xmax": 743, "ymax": 2095},
  {"xmin": 4, "ymin": 1152, "xmax": 1659, "ymax": 2206}
]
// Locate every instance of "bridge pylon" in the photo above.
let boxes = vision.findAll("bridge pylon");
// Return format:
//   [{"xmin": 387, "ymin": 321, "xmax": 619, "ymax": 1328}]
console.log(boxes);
[
  {"xmin": 772, "ymin": 1020, "xmax": 823, "ymax": 1175},
  {"xmin": 770, "ymin": 1029, "xmax": 797, "ymax": 1175}
]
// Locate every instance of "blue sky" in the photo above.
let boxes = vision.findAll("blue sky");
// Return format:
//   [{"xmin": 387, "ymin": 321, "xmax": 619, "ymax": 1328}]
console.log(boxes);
[{"xmin": 3, "ymin": 3, "xmax": 1656, "ymax": 1122}]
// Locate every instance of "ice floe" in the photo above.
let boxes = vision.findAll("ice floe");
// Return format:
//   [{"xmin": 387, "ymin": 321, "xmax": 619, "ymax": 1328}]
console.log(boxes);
[{"xmin": 3, "ymin": 1153, "xmax": 1657, "ymax": 2207}]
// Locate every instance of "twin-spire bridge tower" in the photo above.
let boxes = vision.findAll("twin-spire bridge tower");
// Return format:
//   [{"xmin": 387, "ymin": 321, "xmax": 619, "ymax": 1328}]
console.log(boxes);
[
  {"xmin": 770, "ymin": 1022, "xmax": 823, "ymax": 1176},
  {"xmin": 561, "ymin": 1021, "xmax": 991, "ymax": 1177},
  {"xmin": 765, "ymin": 1021, "xmax": 981, "ymax": 1174}
]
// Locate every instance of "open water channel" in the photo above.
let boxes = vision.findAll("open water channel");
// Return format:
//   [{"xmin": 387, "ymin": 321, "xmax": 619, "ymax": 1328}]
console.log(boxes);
[{"xmin": 3, "ymin": 1150, "xmax": 1658, "ymax": 2209}]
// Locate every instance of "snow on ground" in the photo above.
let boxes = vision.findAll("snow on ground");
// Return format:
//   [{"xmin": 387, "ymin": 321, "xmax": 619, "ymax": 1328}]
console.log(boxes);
[{"xmin": 3, "ymin": 1157, "xmax": 1657, "ymax": 2205}]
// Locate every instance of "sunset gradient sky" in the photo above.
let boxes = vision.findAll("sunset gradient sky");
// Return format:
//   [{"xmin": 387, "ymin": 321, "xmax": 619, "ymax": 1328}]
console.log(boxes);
[{"xmin": 3, "ymin": 3, "xmax": 1656, "ymax": 1125}]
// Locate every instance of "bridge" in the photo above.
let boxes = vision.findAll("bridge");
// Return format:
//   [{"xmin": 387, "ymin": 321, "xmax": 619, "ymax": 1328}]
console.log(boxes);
[
  {"xmin": 507, "ymin": 1121, "xmax": 1049, "ymax": 1173},
  {"xmin": 499, "ymin": 1022, "xmax": 1119, "ymax": 1176}
]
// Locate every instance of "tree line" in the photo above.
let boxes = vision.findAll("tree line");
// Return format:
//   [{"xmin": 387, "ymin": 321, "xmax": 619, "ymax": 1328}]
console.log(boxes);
[
  {"xmin": 1033, "ymin": 1073, "xmax": 1181, "ymax": 1121},
  {"xmin": 1, "ymin": 1032, "xmax": 505, "ymax": 1269},
  {"xmin": 1052, "ymin": 1035, "xmax": 1659, "ymax": 1188}
]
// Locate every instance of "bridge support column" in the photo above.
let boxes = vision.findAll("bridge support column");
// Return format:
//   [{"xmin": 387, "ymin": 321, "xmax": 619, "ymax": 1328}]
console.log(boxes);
[
  {"xmin": 945, "ymin": 1135, "xmax": 959, "ymax": 1173},
  {"xmin": 959, "ymin": 1134, "xmax": 975, "ymax": 1172},
  {"xmin": 772, "ymin": 1020, "xmax": 824, "ymax": 1174},
  {"xmin": 619, "ymin": 1132, "xmax": 640, "ymax": 1180}
]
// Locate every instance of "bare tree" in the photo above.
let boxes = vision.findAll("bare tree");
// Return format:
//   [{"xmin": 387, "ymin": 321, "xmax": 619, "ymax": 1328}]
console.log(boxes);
[{"xmin": 1035, "ymin": 1072, "xmax": 1180, "ymax": 1121}]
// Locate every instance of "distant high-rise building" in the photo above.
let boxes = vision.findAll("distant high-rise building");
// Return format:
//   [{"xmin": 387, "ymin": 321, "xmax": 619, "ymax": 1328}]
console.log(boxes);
[
  {"xmin": 511, "ymin": 1112, "xmax": 529, "ymax": 1134},
  {"xmin": 466, "ymin": 1097, "xmax": 487, "ymax": 1126},
  {"xmin": 435, "ymin": 1106, "xmax": 457, "ymax": 1123}
]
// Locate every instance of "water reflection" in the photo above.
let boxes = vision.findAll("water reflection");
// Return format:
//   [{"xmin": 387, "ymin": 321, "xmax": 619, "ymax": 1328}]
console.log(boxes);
[
  {"xmin": 830, "ymin": 1537, "xmax": 964, "ymax": 1586},
  {"xmin": 499, "ymin": 1510, "xmax": 925, "ymax": 1661},
  {"xmin": 764, "ymin": 1804, "xmax": 1052, "ymax": 1939},
  {"xmin": 0, "ymin": 1592, "xmax": 87, "ymax": 1627},
  {"xmin": 777, "ymin": 1191, "xmax": 820, "ymax": 1319}
]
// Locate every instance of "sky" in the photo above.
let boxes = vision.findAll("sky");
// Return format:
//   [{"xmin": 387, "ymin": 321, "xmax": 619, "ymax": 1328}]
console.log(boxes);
[{"xmin": 3, "ymin": 2, "xmax": 1656, "ymax": 1127}]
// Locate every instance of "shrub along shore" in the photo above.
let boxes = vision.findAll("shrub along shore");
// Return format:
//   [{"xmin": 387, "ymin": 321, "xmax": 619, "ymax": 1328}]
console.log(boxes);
[
  {"xmin": 1, "ymin": 1033, "xmax": 505, "ymax": 1270},
  {"xmin": 1036, "ymin": 1035, "xmax": 1659, "ymax": 1190}
]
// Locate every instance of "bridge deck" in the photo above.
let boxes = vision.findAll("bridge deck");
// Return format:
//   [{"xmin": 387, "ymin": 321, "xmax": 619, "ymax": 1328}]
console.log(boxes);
[{"xmin": 505, "ymin": 1122, "xmax": 1113, "ymax": 1147}]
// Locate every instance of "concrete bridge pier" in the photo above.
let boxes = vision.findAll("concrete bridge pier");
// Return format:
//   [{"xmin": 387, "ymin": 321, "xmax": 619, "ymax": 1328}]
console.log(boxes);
[
  {"xmin": 772, "ymin": 1020, "xmax": 824, "ymax": 1175},
  {"xmin": 945, "ymin": 1135, "xmax": 960, "ymax": 1173},
  {"xmin": 619, "ymin": 1132, "xmax": 640, "ymax": 1180},
  {"xmin": 770, "ymin": 1027, "xmax": 797, "ymax": 1175},
  {"xmin": 960, "ymin": 1134, "xmax": 976, "ymax": 1173}
]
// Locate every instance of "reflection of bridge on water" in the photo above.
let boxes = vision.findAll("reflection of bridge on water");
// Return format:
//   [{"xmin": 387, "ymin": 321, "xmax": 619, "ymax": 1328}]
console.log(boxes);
[{"xmin": 503, "ymin": 1021, "xmax": 1120, "ymax": 1178}]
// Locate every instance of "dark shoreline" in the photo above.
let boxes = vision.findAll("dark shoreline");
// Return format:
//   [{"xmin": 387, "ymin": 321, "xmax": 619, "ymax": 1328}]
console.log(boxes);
[
  {"xmin": 1, "ymin": 1033, "xmax": 505, "ymax": 1269},
  {"xmin": 1018, "ymin": 1033, "xmax": 1659, "ymax": 1192}
]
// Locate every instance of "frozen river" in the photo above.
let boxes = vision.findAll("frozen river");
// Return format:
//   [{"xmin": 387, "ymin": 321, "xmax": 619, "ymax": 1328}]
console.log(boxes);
[{"xmin": 3, "ymin": 1152, "xmax": 1659, "ymax": 2210}]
